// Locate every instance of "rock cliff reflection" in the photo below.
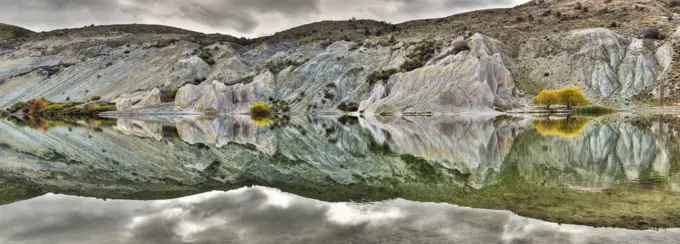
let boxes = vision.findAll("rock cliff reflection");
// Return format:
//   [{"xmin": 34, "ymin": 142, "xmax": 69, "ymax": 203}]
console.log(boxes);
[{"xmin": 1, "ymin": 114, "xmax": 680, "ymax": 229}]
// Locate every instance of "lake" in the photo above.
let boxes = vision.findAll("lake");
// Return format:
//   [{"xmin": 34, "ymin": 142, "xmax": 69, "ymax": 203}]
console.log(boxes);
[{"xmin": 1, "ymin": 113, "xmax": 680, "ymax": 243}]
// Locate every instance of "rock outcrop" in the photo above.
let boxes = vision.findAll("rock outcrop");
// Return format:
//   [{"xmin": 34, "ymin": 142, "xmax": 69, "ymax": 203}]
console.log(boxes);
[
  {"xmin": 1, "ymin": 24, "xmax": 678, "ymax": 113},
  {"xmin": 518, "ymin": 28, "xmax": 669, "ymax": 105},
  {"xmin": 111, "ymin": 88, "xmax": 161, "ymax": 111},
  {"xmin": 359, "ymin": 35, "xmax": 516, "ymax": 115}
]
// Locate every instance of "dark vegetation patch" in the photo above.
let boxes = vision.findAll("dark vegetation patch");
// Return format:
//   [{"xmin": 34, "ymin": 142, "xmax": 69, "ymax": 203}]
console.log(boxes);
[
  {"xmin": 337, "ymin": 101, "xmax": 359, "ymax": 112},
  {"xmin": 264, "ymin": 59, "xmax": 309, "ymax": 74},
  {"xmin": 367, "ymin": 68, "xmax": 404, "ymax": 85},
  {"xmin": 400, "ymin": 39, "xmax": 437, "ymax": 71}
]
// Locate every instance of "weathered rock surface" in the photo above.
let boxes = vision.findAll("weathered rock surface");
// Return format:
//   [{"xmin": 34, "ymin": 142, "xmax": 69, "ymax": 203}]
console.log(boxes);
[
  {"xmin": 359, "ymin": 35, "xmax": 516, "ymax": 115},
  {"xmin": 111, "ymin": 88, "xmax": 161, "ymax": 111},
  {"xmin": 1, "ymin": 24, "xmax": 678, "ymax": 113},
  {"xmin": 518, "ymin": 28, "xmax": 669, "ymax": 105},
  {"xmin": 0, "ymin": 41, "xmax": 212, "ymax": 108}
]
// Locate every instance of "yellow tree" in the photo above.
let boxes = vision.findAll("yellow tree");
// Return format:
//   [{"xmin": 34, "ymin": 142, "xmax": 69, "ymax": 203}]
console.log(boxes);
[
  {"xmin": 557, "ymin": 87, "xmax": 589, "ymax": 109},
  {"xmin": 533, "ymin": 90, "xmax": 559, "ymax": 109}
]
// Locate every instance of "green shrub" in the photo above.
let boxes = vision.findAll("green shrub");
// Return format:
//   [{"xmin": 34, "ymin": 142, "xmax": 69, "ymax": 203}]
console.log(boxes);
[
  {"xmin": 367, "ymin": 68, "xmax": 405, "ymax": 85},
  {"xmin": 198, "ymin": 49, "xmax": 215, "ymax": 65},
  {"xmin": 265, "ymin": 59, "xmax": 309, "ymax": 74},
  {"xmin": 572, "ymin": 106, "xmax": 617, "ymax": 116},
  {"xmin": 400, "ymin": 39, "xmax": 437, "ymax": 71},
  {"xmin": 639, "ymin": 27, "xmax": 661, "ymax": 40},
  {"xmin": 89, "ymin": 96, "xmax": 101, "ymax": 102},
  {"xmin": 160, "ymin": 88, "xmax": 179, "ymax": 103},
  {"xmin": 400, "ymin": 59, "xmax": 424, "ymax": 72},
  {"xmin": 7, "ymin": 101, "xmax": 29, "ymax": 114},
  {"xmin": 452, "ymin": 41, "xmax": 470, "ymax": 54}
]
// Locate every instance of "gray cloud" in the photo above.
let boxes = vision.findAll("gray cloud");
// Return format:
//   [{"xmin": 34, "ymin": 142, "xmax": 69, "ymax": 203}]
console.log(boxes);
[{"xmin": 0, "ymin": 0, "xmax": 524, "ymax": 37}]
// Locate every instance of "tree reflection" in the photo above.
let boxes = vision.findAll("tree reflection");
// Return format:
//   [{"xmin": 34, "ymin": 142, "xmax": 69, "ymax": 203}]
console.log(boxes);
[{"xmin": 533, "ymin": 117, "xmax": 590, "ymax": 138}]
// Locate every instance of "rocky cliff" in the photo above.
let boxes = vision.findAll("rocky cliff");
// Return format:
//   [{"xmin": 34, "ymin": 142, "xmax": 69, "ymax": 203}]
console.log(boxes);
[{"xmin": 1, "ymin": 0, "xmax": 679, "ymax": 114}]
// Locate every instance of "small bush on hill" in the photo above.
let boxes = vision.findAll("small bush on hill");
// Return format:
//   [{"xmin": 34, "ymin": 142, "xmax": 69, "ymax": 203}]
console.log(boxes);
[
  {"xmin": 639, "ymin": 27, "xmax": 661, "ymax": 39},
  {"xmin": 400, "ymin": 39, "xmax": 437, "ymax": 71},
  {"xmin": 367, "ymin": 68, "xmax": 405, "ymax": 85}
]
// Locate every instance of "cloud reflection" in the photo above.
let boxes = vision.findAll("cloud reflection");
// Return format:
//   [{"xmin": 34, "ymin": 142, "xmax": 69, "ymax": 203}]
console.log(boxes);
[{"xmin": 0, "ymin": 186, "xmax": 678, "ymax": 244}]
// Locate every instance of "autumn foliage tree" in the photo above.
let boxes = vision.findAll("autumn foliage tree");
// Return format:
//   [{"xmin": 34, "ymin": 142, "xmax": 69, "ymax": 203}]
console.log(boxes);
[
  {"xmin": 533, "ymin": 90, "xmax": 560, "ymax": 109},
  {"xmin": 558, "ymin": 87, "xmax": 589, "ymax": 109},
  {"xmin": 533, "ymin": 87, "xmax": 589, "ymax": 110}
]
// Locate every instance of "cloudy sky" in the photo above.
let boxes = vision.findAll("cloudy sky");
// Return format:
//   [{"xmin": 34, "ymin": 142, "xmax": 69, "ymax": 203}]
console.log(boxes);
[{"xmin": 0, "ymin": 0, "xmax": 528, "ymax": 37}]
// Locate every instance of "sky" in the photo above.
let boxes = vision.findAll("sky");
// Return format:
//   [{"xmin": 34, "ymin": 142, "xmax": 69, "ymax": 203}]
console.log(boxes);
[{"xmin": 0, "ymin": 0, "xmax": 528, "ymax": 38}]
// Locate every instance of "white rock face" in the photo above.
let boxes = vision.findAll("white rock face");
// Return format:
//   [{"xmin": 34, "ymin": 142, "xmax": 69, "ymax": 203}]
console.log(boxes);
[
  {"xmin": 673, "ymin": 26, "xmax": 680, "ymax": 38},
  {"xmin": 173, "ymin": 78, "xmax": 273, "ymax": 114},
  {"xmin": 568, "ymin": 28, "xmax": 630, "ymax": 97},
  {"xmin": 0, "ymin": 42, "xmax": 213, "ymax": 108},
  {"xmin": 0, "ymin": 27, "xmax": 676, "ymax": 112},
  {"xmin": 520, "ymin": 28, "xmax": 663, "ymax": 102},
  {"xmin": 112, "ymin": 88, "xmax": 161, "ymax": 111},
  {"xmin": 618, "ymin": 39, "xmax": 658, "ymax": 97},
  {"xmin": 360, "ymin": 35, "xmax": 515, "ymax": 115}
]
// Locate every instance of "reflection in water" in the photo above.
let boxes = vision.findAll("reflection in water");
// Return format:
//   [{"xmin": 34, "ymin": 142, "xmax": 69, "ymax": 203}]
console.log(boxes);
[
  {"xmin": 250, "ymin": 115, "xmax": 272, "ymax": 127},
  {"xmin": 533, "ymin": 116, "xmax": 590, "ymax": 138},
  {"xmin": 5, "ymin": 114, "xmax": 116, "ymax": 132},
  {"xmin": 1, "ymin": 186, "xmax": 679, "ymax": 244},
  {"xmin": 2, "ymin": 114, "xmax": 680, "ymax": 230}
]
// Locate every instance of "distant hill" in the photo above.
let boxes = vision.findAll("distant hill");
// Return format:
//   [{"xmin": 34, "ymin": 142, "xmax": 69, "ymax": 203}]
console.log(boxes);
[{"xmin": 0, "ymin": 23, "xmax": 34, "ymax": 41}]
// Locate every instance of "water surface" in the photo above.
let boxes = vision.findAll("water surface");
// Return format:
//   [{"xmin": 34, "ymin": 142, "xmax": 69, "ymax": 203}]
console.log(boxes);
[{"xmin": 1, "ymin": 113, "xmax": 680, "ymax": 243}]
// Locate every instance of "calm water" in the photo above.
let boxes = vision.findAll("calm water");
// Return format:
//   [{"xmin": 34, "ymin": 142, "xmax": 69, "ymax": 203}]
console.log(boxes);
[{"xmin": 1, "ymin": 114, "xmax": 680, "ymax": 243}]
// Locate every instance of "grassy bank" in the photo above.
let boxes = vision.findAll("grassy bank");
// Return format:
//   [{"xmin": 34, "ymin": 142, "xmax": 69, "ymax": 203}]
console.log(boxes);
[{"xmin": 5, "ymin": 98, "xmax": 116, "ymax": 117}]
